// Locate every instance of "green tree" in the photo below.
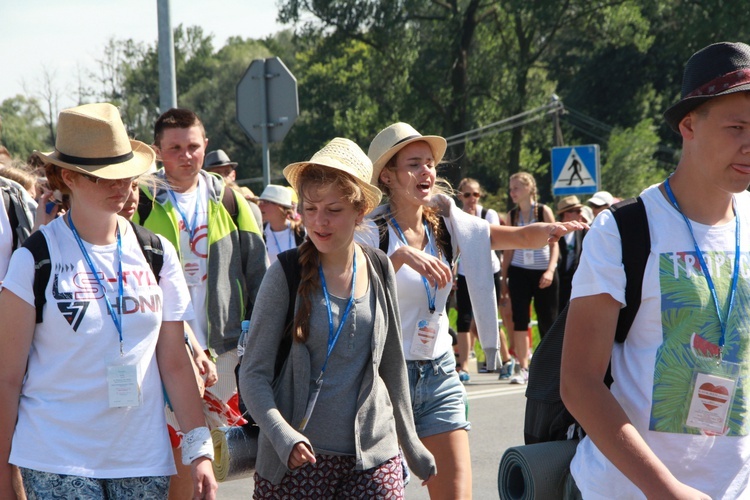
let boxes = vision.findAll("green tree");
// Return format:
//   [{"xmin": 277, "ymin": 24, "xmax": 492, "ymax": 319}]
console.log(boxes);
[
  {"xmin": 600, "ymin": 119, "xmax": 664, "ymax": 199},
  {"xmin": 0, "ymin": 95, "xmax": 53, "ymax": 161}
]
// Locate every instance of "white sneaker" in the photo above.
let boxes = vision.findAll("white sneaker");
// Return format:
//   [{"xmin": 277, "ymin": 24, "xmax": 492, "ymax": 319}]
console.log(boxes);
[{"xmin": 509, "ymin": 368, "xmax": 529, "ymax": 385}]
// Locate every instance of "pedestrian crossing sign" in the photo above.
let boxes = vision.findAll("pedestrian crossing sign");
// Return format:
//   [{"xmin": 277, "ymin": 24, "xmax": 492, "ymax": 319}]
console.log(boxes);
[{"xmin": 551, "ymin": 145, "xmax": 600, "ymax": 196}]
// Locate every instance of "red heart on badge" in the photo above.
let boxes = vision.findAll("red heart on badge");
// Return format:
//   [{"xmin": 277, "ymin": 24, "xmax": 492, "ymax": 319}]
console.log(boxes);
[{"xmin": 698, "ymin": 383, "xmax": 729, "ymax": 411}]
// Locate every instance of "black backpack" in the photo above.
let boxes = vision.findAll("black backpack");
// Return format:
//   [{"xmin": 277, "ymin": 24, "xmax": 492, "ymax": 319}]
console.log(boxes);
[
  {"xmin": 23, "ymin": 221, "xmax": 164, "ymax": 323},
  {"xmin": 523, "ymin": 197, "xmax": 650, "ymax": 444}
]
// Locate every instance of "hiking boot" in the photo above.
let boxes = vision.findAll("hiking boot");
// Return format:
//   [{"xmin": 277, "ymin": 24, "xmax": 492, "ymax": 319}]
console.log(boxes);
[
  {"xmin": 458, "ymin": 369, "xmax": 470, "ymax": 383},
  {"xmin": 509, "ymin": 368, "xmax": 529, "ymax": 385},
  {"xmin": 497, "ymin": 359, "xmax": 516, "ymax": 380}
]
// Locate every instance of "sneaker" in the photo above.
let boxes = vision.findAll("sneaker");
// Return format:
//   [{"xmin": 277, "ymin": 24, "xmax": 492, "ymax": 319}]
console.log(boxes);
[
  {"xmin": 498, "ymin": 359, "xmax": 516, "ymax": 380},
  {"xmin": 458, "ymin": 369, "xmax": 471, "ymax": 383},
  {"xmin": 509, "ymin": 368, "xmax": 529, "ymax": 385},
  {"xmin": 478, "ymin": 363, "xmax": 489, "ymax": 373}
]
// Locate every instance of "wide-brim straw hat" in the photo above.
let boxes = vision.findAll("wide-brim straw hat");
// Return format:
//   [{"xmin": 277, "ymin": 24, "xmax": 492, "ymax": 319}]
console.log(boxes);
[
  {"xmin": 34, "ymin": 103, "xmax": 154, "ymax": 179},
  {"xmin": 367, "ymin": 122, "xmax": 447, "ymax": 184},
  {"xmin": 283, "ymin": 138, "xmax": 382, "ymax": 215},
  {"xmin": 664, "ymin": 42, "xmax": 750, "ymax": 132}
]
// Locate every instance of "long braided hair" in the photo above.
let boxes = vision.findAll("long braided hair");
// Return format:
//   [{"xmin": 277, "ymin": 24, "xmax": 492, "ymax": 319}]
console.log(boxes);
[{"xmin": 292, "ymin": 164, "xmax": 367, "ymax": 343}]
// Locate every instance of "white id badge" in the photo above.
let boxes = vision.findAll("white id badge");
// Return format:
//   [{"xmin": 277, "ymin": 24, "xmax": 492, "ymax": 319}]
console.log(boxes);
[
  {"xmin": 409, "ymin": 314, "xmax": 441, "ymax": 359},
  {"xmin": 298, "ymin": 379, "xmax": 323, "ymax": 432},
  {"xmin": 107, "ymin": 364, "xmax": 141, "ymax": 408},
  {"xmin": 182, "ymin": 258, "xmax": 202, "ymax": 286},
  {"xmin": 523, "ymin": 250, "xmax": 535, "ymax": 266},
  {"xmin": 685, "ymin": 358, "xmax": 740, "ymax": 434}
]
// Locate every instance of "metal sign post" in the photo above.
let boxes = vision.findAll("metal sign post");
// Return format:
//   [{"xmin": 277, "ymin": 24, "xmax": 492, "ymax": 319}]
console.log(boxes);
[{"xmin": 237, "ymin": 57, "xmax": 299, "ymax": 187}]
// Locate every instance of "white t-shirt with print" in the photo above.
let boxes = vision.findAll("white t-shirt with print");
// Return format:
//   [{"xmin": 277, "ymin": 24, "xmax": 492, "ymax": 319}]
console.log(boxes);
[
  {"xmin": 358, "ymin": 221, "xmax": 453, "ymax": 361},
  {"xmin": 2, "ymin": 216, "xmax": 193, "ymax": 478},
  {"xmin": 570, "ymin": 184, "xmax": 750, "ymax": 499},
  {"xmin": 171, "ymin": 177, "xmax": 210, "ymax": 348},
  {"xmin": 264, "ymin": 224, "xmax": 297, "ymax": 265}
]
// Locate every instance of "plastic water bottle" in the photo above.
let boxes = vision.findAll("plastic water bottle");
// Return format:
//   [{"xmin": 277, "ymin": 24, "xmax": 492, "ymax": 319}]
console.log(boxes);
[{"xmin": 237, "ymin": 320, "xmax": 250, "ymax": 358}]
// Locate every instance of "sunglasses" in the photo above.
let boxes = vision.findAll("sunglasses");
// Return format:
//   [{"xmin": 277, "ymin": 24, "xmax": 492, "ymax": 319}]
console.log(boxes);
[
  {"xmin": 462, "ymin": 192, "xmax": 480, "ymax": 199},
  {"xmin": 79, "ymin": 172, "xmax": 138, "ymax": 189}
]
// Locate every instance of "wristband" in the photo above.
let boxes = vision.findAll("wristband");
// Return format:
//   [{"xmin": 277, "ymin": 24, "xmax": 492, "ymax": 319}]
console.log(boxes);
[{"xmin": 181, "ymin": 426, "xmax": 214, "ymax": 465}]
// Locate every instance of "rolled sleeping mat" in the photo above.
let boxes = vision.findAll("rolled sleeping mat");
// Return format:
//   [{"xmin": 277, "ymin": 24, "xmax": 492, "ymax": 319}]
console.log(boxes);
[
  {"xmin": 497, "ymin": 439, "xmax": 578, "ymax": 500},
  {"xmin": 211, "ymin": 425, "xmax": 260, "ymax": 482}
]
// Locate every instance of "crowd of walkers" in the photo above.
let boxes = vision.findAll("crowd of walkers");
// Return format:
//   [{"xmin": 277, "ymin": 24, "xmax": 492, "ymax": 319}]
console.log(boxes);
[{"xmin": 2, "ymin": 38, "xmax": 747, "ymax": 500}]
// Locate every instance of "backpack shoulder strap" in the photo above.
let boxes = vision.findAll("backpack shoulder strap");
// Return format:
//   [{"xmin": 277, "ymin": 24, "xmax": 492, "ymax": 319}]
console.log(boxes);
[
  {"xmin": 22, "ymin": 231, "xmax": 51, "ymax": 324},
  {"xmin": 129, "ymin": 221, "xmax": 164, "ymax": 284},
  {"xmin": 2, "ymin": 188, "xmax": 18, "ymax": 249},
  {"xmin": 222, "ymin": 186, "xmax": 239, "ymax": 226},
  {"xmin": 374, "ymin": 215, "xmax": 390, "ymax": 253},
  {"xmin": 3, "ymin": 186, "xmax": 32, "ymax": 249},
  {"xmin": 536, "ymin": 203, "xmax": 545, "ymax": 222},
  {"xmin": 136, "ymin": 188, "xmax": 154, "ymax": 224},
  {"xmin": 294, "ymin": 226, "xmax": 306, "ymax": 246},
  {"xmin": 610, "ymin": 196, "xmax": 650, "ymax": 343},
  {"xmin": 437, "ymin": 216, "xmax": 453, "ymax": 265},
  {"xmin": 275, "ymin": 247, "xmax": 300, "ymax": 378},
  {"xmin": 480, "ymin": 207, "xmax": 488, "ymax": 220},
  {"xmin": 361, "ymin": 245, "xmax": 390, "ymax": 284}
]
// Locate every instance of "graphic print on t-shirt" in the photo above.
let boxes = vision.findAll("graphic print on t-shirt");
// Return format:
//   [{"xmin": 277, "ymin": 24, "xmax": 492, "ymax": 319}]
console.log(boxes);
[
  {"xmin": 651, "ymin": 250, "xmax": 750, "ymax": 436},
  {"xmin": 52, "ymin": 261, "xmax": 161, "ymax": 332}
]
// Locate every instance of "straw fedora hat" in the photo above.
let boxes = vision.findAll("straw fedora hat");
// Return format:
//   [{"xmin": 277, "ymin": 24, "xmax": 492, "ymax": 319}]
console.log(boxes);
[
  {"xmin": 367, "ymin": 123, "xmax": 447, "ymax": 184},
  {"xmin": 664, "ymin": 42, "xmax": 750, "ymax": 132},
  {"xmin": 34, "ymin": 103, "xmax": 154, "ymax": 179},
  {"xmin": 556, "ymin": 195, "xmax": 584, "ymax": 215},
  {"xmin": 283, "ymin": 138, "xmax": 382, "ymax": 215}
]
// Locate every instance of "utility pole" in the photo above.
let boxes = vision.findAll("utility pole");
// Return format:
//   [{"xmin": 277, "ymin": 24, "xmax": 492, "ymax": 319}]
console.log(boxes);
[
  {"xmin": 157, "ymin": 0, "xmax": 177, "ymax": 112},
  {"xmin": 550, "ymin": 93, "xmax": 565, "ymax": 147}
]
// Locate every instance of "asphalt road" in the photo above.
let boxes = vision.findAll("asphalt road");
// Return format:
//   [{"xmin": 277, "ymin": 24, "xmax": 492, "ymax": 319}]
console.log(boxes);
[{"xmin": 216, "ymin": 369, "xmax": 527, "ymax": 499}]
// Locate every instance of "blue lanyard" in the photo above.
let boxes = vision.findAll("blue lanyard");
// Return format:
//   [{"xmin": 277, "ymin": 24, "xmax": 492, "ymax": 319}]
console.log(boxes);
[
  {"xmin": 270, "ymin": 223, "xmax": 293, "ymax": 253},
  {"xmin": 388, "ymin": 209, "xmax": 438, "ymax": 313},
  {"xmin": 518, "ymin": 203, "xmax": 535, "ymax": 226},
  {"xmin": 317, "ymin": 248, "xmax": 357, "ymax": 379},
  {"xmin": 68, "ymin": 211, "xmax": 125, "ymax": 356},
  {"xmin": 664, "ymin": 178, "xmax": 740, "ymax": 359},
  {"xmin": 168, "ymin": 188, "xmax": 202, "ymax": 243}
]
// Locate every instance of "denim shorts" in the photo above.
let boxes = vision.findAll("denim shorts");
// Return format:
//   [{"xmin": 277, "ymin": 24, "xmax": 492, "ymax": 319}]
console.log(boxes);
[
  {"xmin": 406, "ymin": 350, "xmax": 470, "ymax": 438},
  {"xmin": 20, "ymin": 468, "xmax": 170, "ymax": 499}
]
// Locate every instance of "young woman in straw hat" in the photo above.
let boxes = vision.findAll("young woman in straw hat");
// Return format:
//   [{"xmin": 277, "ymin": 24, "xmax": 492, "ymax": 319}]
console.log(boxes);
[
  {"xmin": 239, "ymin": 138, "xmax": 435, "ymax": 497},
  {"xmin": 0, "ymin": 103, "xmax": 217, "ymax": 499},
  {"xmin": 362, "ymin": 122, "xmax": 586, "ymax": 499}
]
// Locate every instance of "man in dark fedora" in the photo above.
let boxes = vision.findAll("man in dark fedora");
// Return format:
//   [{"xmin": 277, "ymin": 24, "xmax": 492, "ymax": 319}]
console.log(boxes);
[
  {"xmin": 204, "ymin": 149, "xmax": 263, "ymax": 228},
  {"xmin": 562, "ymin": 42, "xmax": 750, "ymax": 499},
  {"xmin": 555, "ymin": 195, "xmax": 587, "ymax": 306},
  {"xmin": 204, "ymin": 149, "xmax": 238, "ymax": 183}
]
